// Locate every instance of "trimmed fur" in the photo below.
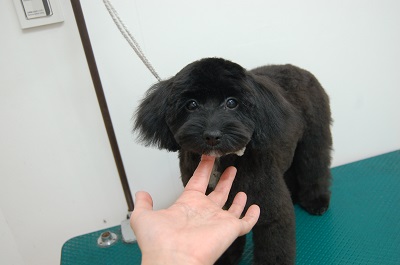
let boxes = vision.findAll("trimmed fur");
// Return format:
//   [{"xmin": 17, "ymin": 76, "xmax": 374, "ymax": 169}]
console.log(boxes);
[{"xmin": 134, "ymin": 58, "xmax": 332, "ymax": 265}]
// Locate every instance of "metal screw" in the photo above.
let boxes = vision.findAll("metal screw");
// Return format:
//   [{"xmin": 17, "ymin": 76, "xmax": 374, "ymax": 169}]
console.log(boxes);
[{"xmin": 97, "ymin": 231, "xmax": 118, "ymax": 247}]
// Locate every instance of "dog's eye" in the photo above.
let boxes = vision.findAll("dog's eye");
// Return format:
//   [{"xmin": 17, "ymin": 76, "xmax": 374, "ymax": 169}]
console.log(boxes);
[
  {"xmin": 226, "ymin": 98, "xmax": 238, "ymax": 109},
  {"xmin": 186, "ymin": 100, "xmax": 199, "ymax": 111}
]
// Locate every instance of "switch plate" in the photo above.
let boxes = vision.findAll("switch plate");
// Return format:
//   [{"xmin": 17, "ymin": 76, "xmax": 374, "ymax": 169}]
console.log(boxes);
[
  {"xmin": 21, "ymin": 0, "xmax": 53, "ymax": 20},
  {"xmin": 13, "ymin": 0, "xmax": 63, "ymax": 29}
]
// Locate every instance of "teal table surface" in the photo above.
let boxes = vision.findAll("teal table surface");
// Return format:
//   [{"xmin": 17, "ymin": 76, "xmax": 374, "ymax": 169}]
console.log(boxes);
[{"xmin": 61, "ymin": 150, "xmax": 400, "ymax": 264}]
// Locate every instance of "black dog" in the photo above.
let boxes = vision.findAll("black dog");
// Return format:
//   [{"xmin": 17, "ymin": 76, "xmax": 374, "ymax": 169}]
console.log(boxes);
[{"xmin": 134, "ymin": 58, "xmax": 332, "ymax": 264}]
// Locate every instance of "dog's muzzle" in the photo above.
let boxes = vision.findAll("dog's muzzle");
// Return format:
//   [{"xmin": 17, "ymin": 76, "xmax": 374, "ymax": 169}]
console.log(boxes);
[{"xmin": 202, "ymin": 130, "xmax": 246, "ymax": 157}]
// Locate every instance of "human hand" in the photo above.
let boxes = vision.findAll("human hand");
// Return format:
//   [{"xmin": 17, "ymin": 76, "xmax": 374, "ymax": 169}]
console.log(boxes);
[{"xmin": 130, "ymin": 155, "xmax": 260, "ymax": 265}]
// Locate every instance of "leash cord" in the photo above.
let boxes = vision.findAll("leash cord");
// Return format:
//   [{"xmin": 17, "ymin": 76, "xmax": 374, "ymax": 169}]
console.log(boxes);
[{"xmin": 103, "ymin": 0, "xmax": 162, "ymax": 82}]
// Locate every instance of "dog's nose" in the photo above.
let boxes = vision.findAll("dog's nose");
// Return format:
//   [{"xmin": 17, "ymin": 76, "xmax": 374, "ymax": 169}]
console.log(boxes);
[{"xmin": 203, "ymin": 130, "xmax": 222, "ymax": 146}]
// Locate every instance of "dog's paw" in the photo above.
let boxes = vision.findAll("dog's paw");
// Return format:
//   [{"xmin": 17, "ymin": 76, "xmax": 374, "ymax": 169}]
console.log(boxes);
[{"xmin": 300, "ymin": 194, "xmax": 330, "ymax": 216}]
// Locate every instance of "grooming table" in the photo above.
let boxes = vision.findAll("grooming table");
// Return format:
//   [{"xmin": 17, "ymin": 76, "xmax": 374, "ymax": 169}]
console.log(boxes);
[{"xmin": 61, "ymin": 150, "xmax": 400, "ymax": 264}]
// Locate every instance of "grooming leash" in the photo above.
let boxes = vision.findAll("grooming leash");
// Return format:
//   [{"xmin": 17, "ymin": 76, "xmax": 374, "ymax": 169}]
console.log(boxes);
[{"xmin": 103, "ymin": 0, "xmax": 162, "ymax": 82}]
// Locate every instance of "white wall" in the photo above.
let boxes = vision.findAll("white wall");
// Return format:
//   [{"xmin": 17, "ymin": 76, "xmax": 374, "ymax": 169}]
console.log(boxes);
[
  {"xmin": 0, "ymin": 1, "xmax": 127, "ymax": 264},
  {"xmin": 80, "ymin": 0, "xmax": 400, "ymax": 210},
  {"xmin": 1, "ymin": 0, "xmax": 399, "ymax": 264}
]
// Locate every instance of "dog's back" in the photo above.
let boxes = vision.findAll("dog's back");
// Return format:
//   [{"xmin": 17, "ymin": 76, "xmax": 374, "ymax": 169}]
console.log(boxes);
[
  {"xmin": 251, "ymin": 64, "xmax": 329, "ymax": 107},
  {"xmin": 250, "ymin": 64, "xmax": 331, "ymax": 136}
]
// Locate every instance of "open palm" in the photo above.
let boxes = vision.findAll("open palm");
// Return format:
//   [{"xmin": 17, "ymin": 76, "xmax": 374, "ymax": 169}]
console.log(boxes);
[{"xmin": 131, "ymin": 155, "xmax": 260, "ymax": 265}]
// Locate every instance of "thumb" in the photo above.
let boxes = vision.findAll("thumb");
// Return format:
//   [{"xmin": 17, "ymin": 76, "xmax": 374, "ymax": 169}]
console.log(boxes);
[
  {"xmin": 130, "ymin": 191, "xmax": 153, "ymax": 231},
  {"xmin": 133, "ymin": 191, "xmax": 154, "ymax": 212},
  {"xmin": 130, "ymin": 191, "xmax": 154, "ymax": 229}
]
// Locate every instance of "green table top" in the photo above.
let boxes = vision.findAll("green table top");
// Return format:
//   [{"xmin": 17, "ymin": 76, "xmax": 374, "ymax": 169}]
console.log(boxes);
[{"xmin": 62, "ymin": 150, "xmax": 400, "ymax": 264}]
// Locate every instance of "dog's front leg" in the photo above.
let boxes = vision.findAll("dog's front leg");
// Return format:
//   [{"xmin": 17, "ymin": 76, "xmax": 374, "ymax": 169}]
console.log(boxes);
[
  {"xmin": 215, "ymin": 235, "xmax": 246, "ymax": 265},
  {"xmin": 252, "ymin": 184, "xmax": 296, "ymax": 265}
]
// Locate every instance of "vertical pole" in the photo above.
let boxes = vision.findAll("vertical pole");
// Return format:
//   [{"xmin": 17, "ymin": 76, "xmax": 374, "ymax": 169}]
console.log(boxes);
[{"xmin": 70, "ymin": 0, "xmax": 134, "ymax": 212}]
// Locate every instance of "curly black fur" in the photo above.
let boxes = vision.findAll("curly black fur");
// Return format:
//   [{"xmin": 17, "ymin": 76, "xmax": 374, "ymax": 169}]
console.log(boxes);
[{"xmin": 134, "ymin": 58, "xmax": 332, "ymax": 265}]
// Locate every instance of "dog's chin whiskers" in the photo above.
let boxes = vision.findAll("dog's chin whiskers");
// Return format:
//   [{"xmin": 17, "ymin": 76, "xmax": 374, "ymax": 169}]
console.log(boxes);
[
  {"xmin": 232, "ymin": 147, "xmax": 246, "ymax": 156},
  {"xmin": 203, "ymin": 147, "xmax": 246, "ymax": 158},
  {"xmin": 204, "ymin": 151, "xmax": 222, "ymax": 158}
]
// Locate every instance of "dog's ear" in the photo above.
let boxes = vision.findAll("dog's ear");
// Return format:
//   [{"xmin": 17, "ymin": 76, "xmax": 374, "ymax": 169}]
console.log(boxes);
[
  {"xmin": 133, "ymin": 80, "xmax": 179, "ymax": 151},
  {"xmin": 245, "ymin": 73, "xmax": 299, "ymax": 149}
]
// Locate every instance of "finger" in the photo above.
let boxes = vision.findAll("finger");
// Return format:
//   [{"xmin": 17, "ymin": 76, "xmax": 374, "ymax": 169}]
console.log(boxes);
[
  {"xmin": 227, "ymin": 191, "xmax": 248, "ymax": 218},
  {"xmin": 130, "ymin": 191, "xmax": 154, "ymax": 229},
  {"xmin": 133, "ymin": 191, "xmax": 154, "ymax": 212},
  {"xmin": 184, "ymin": 155, "xmax": 215, "ymax": 193},
  {"xmin": 238, "ymin": 204, "xmax": 261, "ymax": 236},
  {"xmin": 208, "ymin": 166, "xmax": 237, "ymax": 206}
]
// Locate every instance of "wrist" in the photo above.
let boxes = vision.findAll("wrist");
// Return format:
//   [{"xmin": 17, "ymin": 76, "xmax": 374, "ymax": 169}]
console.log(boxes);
[{"xmin": 141, "ymin": 250, "xmax": 207, "ymax": 265}]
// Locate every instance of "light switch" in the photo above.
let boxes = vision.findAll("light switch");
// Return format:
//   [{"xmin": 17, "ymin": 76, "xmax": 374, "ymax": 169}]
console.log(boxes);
[
  {"xmin": 13, "ymin": 0, "xmax": 63, "ymax": 29},
  {"xmin": 21, "ymin": 0, "xmax": 53, "ymax": 20}
]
